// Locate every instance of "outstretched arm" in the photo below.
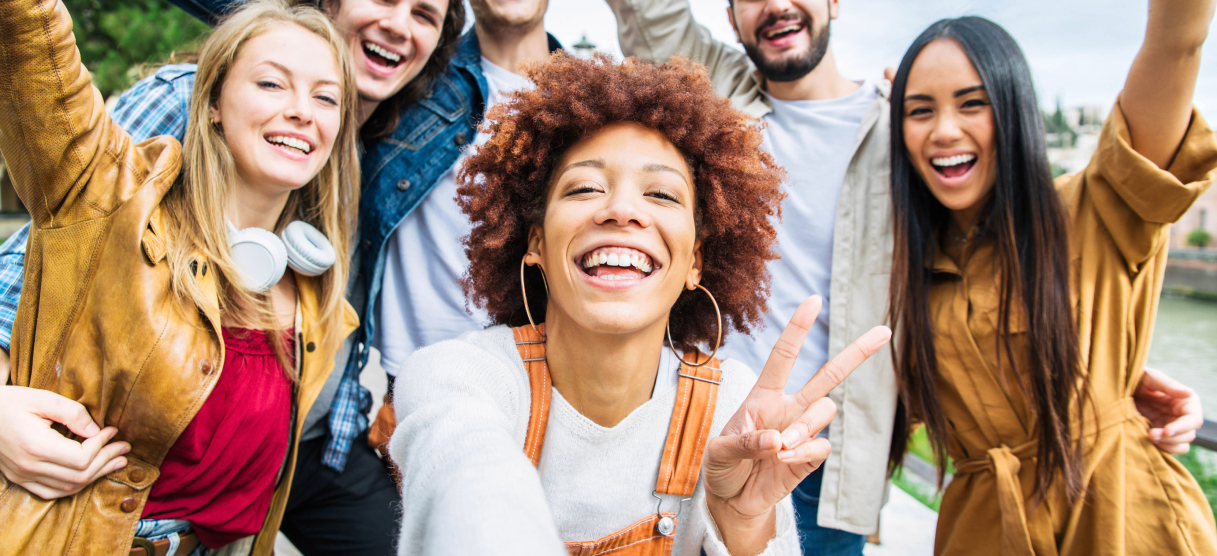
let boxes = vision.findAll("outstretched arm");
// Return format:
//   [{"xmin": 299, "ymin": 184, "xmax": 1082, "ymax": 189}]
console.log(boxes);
[{"xmin": 1120, "ymin": 0, "xmax": 1215, "ymax": 168}]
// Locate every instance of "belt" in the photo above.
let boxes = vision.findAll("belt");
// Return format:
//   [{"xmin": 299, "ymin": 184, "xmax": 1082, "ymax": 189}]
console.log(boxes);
[
  {"xmin": 952, "ymin": 397, "xmax": 1139, "ymax": 556},
  {"xmin": 130, "ymin": 531, "xmax": 200, "ymax": 556}
]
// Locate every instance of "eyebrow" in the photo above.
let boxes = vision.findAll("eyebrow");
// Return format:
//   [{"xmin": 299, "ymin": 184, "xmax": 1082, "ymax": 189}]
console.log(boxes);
[
  {"xmin": 905, "ymin": 85, "xmax": 986, "ymax": 102},
  {"xmin": 417, "ymin": 0, "xmax": 443, "ymax": 16},
  {"xmin": 260, "ymin": 60, "xmax": 341, "ymax": 88},
  {"xmin": 555, "ymin": 159, "xmax": 605, "ymax": 180},
  {"xmin": 642, "ymin": 162, "xmax": 688, "ymax": 180}
]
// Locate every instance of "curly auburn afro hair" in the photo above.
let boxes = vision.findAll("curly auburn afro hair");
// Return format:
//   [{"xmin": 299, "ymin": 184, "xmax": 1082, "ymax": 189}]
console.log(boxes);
[{"xmin": 457, "ymin": 53, "xmax": 785, "ymax": 351}]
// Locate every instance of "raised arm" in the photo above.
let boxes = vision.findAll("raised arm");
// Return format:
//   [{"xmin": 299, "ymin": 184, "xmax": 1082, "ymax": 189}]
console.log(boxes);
[
  {"xmin": 1120, "ymin": 0, "xmax": 1215, "ymax": 168},
  {"xmin": 0, "ymin": 0, "xmax": 151, "ymax": 228},
  {"xmin": 606, "ymin": 0, "xmax": 767, "ymax": 114}
]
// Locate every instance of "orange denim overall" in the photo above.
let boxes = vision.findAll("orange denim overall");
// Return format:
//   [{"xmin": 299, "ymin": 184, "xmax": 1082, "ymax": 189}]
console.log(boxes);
[{"xmin": 512, "ymin": 325, "xmax": 722, "ymax": 556}]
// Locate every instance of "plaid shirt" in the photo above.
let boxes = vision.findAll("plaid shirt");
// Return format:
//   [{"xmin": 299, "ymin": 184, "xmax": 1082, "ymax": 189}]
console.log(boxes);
[{"xmin": 0, "ymin": 63, "xmax": 370, "ymax": 470}]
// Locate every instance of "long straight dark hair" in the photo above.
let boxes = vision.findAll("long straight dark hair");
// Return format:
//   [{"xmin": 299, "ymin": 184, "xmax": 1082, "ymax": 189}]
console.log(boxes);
[{"xmin": 887, "ymin": 17, "xmax": 1085, "ymax": 502}]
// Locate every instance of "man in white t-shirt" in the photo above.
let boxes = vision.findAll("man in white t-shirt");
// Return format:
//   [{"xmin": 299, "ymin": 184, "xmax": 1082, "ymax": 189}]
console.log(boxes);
[
  {"xmin": 373, "ymin": 2, "xmax": 550, "ymax": 379},
  {"xmin": 605, "ymin": 0, "xmax": 895, "ymax": 553}
]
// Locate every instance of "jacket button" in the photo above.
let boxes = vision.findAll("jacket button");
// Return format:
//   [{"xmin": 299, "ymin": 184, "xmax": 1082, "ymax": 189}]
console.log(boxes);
[
  {"xmin": 120, "ymin": 498, "xmax": 138, "ymax": 513},
  {"xmin": 396, "ymin": 179, "xmax": 411, "ymax": 191},
  {"xmin": 200, "ymin": 360, "xmax": 214, "ymax": 375},
  {"xmin": 306, "ymin": 342, "xmax": 316, "ymax": 353},
  {"xmin": 454, "ymin": 132, "xmax": 467, "ymax": 146},
  {"xmin": 128, "ymin": 467, "xmax": 147, "ymax": 483}
]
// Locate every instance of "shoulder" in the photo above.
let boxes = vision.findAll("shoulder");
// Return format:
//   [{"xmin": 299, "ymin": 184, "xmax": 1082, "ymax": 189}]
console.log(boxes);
[{"xmin": 402, "ymin": 325, "xmax": 524, "ymax": 381}]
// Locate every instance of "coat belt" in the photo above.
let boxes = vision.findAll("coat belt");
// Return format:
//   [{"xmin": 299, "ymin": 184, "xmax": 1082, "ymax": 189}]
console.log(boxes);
[{"xmin": 952, "ymin": 397, "xmax": 1139, "ymax": 555}]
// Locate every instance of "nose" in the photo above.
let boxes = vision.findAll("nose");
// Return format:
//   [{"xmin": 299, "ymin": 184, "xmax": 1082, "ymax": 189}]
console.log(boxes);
[
  {"xmin": 284, "ymin": 89, "xmax": 315, "ymax": 126},
  {"xmin": 594, "ymin": 186, "xmax": 654, "ymax": 229},
  {"xmin": 931, "ymin": 110, "xmax": 965, "ymax": 145},
  {"xmin": 762, "ymin": 0, "xmax": 797, "ymax": 20},
  {"xmin": 378, "ymin": 2, "xmax": 415, "ymax": 44}
]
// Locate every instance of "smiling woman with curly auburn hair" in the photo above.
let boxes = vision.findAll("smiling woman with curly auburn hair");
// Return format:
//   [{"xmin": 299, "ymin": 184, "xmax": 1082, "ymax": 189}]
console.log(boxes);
[{"xmin": 386, "ymin": 53, "xmax": 891, "ymax": 556}]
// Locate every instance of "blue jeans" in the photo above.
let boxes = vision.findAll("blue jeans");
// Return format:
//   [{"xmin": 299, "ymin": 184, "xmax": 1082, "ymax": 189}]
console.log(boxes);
[
  {"xmin": 134, "ymin": 518, "xmax": 208, "ymax": 556},
  {"xmin": 792, "ymin": 466, "xmax": 866, "ymax": 556}
]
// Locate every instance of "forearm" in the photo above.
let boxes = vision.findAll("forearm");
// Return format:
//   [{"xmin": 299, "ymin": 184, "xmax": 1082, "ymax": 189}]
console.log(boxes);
[
  {"xmin": 0, "ymin": 0, "xmax": 110, "ymax": 226},
  {"xmin": 1120, "ymin": 0, "xmax": 1214, "ymax": 168}
]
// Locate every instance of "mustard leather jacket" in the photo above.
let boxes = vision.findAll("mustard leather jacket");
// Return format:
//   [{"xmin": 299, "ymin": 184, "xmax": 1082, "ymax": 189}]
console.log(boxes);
[{"xmin": 0, "ymin": 0, "xmax": 359, "ymax": 554}]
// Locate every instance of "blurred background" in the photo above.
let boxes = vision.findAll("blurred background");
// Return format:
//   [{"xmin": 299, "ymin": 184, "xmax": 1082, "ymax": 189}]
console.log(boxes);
[{"xmin": 0, "ymin": 1, "xmax": 1213, "ymax": 554}]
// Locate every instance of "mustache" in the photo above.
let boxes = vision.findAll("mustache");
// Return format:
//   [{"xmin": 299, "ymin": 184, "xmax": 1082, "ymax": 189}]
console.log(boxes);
[{"xmin": 754, "ymin": 11, "xmax": 811, "ymax": 42}]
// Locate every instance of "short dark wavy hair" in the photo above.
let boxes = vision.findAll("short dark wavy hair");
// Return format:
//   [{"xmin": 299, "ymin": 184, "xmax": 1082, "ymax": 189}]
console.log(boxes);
[{"xmin": 457, "ymin": 53, "xmax": 785, "ymax": 351}]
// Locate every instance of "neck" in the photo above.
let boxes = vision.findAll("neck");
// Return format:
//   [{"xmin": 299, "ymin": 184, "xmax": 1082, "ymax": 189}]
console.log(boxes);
[
  {"xmin": 542, "ymin": 309, "xmax": 667, "ymax": 428},
  {"xmin": 228, "ymin": 183, "xmax": 291, "ymax": 231},
  {"xmin": 766, "ymin": 48, "xmax": 859, "ymax": 101},
  {"xmin": 358, "ymin": 98, "xmax": 380, "ymax": 126},
  {"xmin": 475, "ymin": 20, "xmax": 550, "ymax": 75}
]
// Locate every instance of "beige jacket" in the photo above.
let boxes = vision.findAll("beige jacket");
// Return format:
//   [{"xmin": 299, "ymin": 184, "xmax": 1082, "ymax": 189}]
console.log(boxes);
[{"xmin": 608, "ymin": 0, "xmax": 896, "ymax": 535}]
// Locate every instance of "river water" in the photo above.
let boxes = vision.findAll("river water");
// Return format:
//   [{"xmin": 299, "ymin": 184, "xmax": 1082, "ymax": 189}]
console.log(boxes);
[{"xmin": 1147, "ymin": 296, "xmax": 1217, "ymax": 418}]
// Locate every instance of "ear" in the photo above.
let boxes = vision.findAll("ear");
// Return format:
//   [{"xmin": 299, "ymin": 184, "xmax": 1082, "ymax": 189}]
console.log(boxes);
[
  {"xmin": 685, "ymin": 239, "xmax": 703, "ymax": 290},
  {"xmin": 208, "ymin": 104, "xmax": 221, "ymax": 126},
  {"xmin": 829, "ymin": 0, "xmax": 840, "ymax": 20},
  {"xmin": 524, "ymin": 223, "xmax": 545, "ymax": 268},
  {"xmin": 727, "ymin": 6, "xmax": 743, "ymax": 44}
]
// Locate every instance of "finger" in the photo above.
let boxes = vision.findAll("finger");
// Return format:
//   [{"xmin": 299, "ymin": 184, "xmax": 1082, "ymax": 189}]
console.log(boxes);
[
  {"xmin": 75, "ymin": 427, "xmax": 120, "ymax": 464},
  {"xmin": 755, "ymin": 296, "xmax": 822, "ymax": 391},
  {"xmin": 1152, "ymin": 438, "xmax": 1191, "ymax": 455},
  {"xmin": 1155, "ymin": 430, "xmax": 1197, "ymax": 447},
  {"xmin": 796, "ymin": 326, "xmax": 892, "ymax": 406},
  {"xmin": 883, "ymin": 67, "xmax": 897, "ymax": 81},
  {"xmin": 780, "ymin": 397, "xmax": 836, "ymax": 449},
  {"xmin": 1162, "ymin": 410, "xmax": 1204, "ymax": 439},
  {"xmin": 28, "ymin": 390, "xmax": 101, "ymax": 438},
  {"xmin": 708, "ymin": 429, "xmax": 782, "ymax": 464},
  {"xmin": 19, "ymin": 480, "xmax": 73, "ymax": 501},
  {"xmin": 1137, "ymin": 368, "xmax": 1194, "ymax": 400},
  {"xmin": 777, "ymin": 437, "xmax": 832, "ymax": 465}
]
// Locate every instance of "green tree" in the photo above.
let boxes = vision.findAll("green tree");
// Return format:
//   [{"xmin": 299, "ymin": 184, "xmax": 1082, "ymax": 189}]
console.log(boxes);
[
  {"xmin": 62, "ymin": 0, "xmax": 209, "ymax": 97},
  {"xmin": 1188, "ymin": 227, "xmax": 1213, "ymax": 248}
]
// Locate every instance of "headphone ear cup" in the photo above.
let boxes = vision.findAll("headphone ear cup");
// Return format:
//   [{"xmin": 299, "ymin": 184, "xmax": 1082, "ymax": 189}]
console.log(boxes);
[
  {"xmin": 229, "ymin": 227, "xmax": 288, "ymax": 292},
  {"xmin": 281, "ymin": 221, "xmax": 336, "ymax": 277}
]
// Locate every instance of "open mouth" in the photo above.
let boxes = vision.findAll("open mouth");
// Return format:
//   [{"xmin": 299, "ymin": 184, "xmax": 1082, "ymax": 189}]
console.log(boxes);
[
  {"xmin": 931, "ymin": 154, "xmax": 977, "ymax": 179},
  {"xmin": 762, "ymin": 22, "xmax": 805, "ymax": 41},
  {"xmin": 578, "ymin": 246, "xmax": 657, "ymax": 282},
  {"xmin": 363, "ymin": 41, "xmax": 404, "ymax": 69},
  {"xmin": 266, "ymin": 134, "xmax": 313, "ymax": 155}
]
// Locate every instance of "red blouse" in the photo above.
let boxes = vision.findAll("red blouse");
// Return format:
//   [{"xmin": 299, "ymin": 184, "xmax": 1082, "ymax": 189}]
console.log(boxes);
[{"xmin": 142, "ymin": 328, "xmax": 294, "ymax": 548}]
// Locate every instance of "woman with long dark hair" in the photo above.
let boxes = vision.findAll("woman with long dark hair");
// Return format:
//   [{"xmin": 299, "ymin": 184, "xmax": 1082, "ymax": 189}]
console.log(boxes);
[{"xmin": 887, "ymin": 1, "xmax": 1217, "ymax": 554}]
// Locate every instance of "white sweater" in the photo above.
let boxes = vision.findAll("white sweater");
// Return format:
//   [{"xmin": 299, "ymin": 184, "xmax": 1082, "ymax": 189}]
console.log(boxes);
[{"xmin": 389, "ymin": 326, "xmax": 800, "ymax": 556}]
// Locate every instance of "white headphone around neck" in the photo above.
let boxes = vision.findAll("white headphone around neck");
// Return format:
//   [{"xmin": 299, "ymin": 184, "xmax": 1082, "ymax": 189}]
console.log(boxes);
[{"xmin": 227, "ymin": 220, "xmax": 336, "ymax": 292}]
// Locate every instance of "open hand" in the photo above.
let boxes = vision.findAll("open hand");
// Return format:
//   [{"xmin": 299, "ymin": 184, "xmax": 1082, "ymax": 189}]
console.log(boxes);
[
  {"xmin": 702, "ymin": 296, "xmax": 891, "ymax": 551},
  {"xmin": 0, "ymin": 386, "xmax": 129, "ymax": 499},
  {"xmin": 1134, "ymin": 367, "xmax": 1203, "ymax": 454}
]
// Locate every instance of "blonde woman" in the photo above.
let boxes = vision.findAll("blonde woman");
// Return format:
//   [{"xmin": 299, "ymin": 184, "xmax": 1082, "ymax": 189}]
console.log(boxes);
[{"xmin": 0, "ymin": 0, "xmax": 360, "ymax": 554}]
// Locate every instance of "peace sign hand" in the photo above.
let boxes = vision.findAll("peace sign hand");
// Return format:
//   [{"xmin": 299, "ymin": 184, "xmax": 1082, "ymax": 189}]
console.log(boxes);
[{"xmin": 702, "ymin": 296, "xmax": 891, "ymax": 553}]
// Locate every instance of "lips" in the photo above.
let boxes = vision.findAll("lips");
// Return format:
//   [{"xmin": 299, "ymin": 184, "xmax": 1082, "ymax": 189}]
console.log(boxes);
[
  {"xmin": 577, "ymin": 246, "xmax": 657, "ymax": 282},
  {"xmin": 757, "ymin": 14, "xmax": 808, "ymax": 45},
  {"xmin": 931, "ymin": 153, "xmax": 977, "ymax": 179},
  {"xmin": 362, "ymin": 40, "xmax": 404, "ymax": 71}
]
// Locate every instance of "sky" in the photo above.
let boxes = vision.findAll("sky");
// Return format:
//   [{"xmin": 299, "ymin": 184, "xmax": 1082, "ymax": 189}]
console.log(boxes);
[{"xmin": 539, "ymin": 0, "xmax": 1217, "ymax": 115}]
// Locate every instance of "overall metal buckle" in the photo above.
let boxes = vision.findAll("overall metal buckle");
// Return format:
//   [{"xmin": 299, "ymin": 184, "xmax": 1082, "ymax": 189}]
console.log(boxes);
[{"xmin": 652, "ymin": 491, "xmax": 692, "ymax": 537}]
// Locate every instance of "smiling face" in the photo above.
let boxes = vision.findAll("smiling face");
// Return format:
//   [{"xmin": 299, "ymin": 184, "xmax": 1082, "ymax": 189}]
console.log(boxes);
[
  {"xmin": 729, "ymin": 0, "xmax": 834, "ymax": 82},
  {"xmin": 901, "ymin": 38, "xmax": 998, "ymax": 226},
  {"xmin": 524, "ymin": 122, "xmax": 702, "ymax": 337},
  {"xmin": 211, "ymin": 23, "xmax": 343, "ymax": 197},
  {"xmin": 326, "ymin": 0, "xmax": 446, "ymax": 104}
]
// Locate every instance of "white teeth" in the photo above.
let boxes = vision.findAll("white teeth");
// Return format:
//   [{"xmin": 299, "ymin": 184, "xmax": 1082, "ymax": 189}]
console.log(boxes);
[
  {"xmin": 267, "ymin": 135, "xmax": 311, "ymax": 154},
  {"xmin": 931, "ymin": 154, "xmax": 976, "ymax": 167},
  {"xmin": 765, "ymin": 24, "xmax": 801, "ymax": 39},
  {"xmin": 581, "ymin": 247, "xmax": 655, "ymax": 275},
  {"xmin": 364, "ymin": 42, "xmax": 401, "ymax": 63}
]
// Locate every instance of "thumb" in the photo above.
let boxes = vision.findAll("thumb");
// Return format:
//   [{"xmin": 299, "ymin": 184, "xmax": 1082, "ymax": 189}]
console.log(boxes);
[
  {"xmin": 28, "ymin": 389, "xmax": 101, "ymax": 438},
  {"xmin": 1140, "ymin": 368, "xmax": 1194, "ymax": 400},
  {"xmin": 708, "ymin": 429, "xmax": 781, "ymax": 467}
]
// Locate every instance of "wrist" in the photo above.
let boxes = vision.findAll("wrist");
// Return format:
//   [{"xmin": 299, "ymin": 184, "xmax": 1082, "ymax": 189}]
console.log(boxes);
[{"xmin": 707, "ymin": 495, "xmax": 776, "ymax": 555}]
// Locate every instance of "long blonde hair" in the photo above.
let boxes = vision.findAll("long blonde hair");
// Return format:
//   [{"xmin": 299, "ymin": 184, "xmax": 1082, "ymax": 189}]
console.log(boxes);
[{"xmin": 161, "ymin": 0, "xmax": 360, "ymax": 376}]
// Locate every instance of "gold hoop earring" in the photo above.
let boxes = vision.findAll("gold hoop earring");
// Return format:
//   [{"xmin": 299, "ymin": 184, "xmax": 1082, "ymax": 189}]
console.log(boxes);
[
  {"xmin": 665, "ymin": 283, "xmax": 722, "ymax": 367},
  {"xmin": 519, "ymin": 256, "xmax": 549, "ymax": 336}
]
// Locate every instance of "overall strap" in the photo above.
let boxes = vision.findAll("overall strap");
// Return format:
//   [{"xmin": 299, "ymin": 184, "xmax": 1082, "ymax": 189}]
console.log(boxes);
[
  {"xmin": 654, "ymin": 353, "xmax": 722, "ymax": 498},
  {"xmin": 512, "ymin": 325, "xmax": 551, "ymax": 468}
]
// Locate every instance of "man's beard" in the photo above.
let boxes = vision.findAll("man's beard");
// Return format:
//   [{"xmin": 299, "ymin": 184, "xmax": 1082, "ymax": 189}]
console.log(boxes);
[{"xmin": 743, "ymin": 12, "xmax": 831, "ymax": 83}]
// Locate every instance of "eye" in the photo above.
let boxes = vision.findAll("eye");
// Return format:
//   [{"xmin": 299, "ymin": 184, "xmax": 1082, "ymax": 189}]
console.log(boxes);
[
  {"xmin": 258, "ymin": 80, "xmax": 282, "ymax": 90},
  {"xmin": 961, "ymin": 98, "xmax": 989, "ymax": 109},
  {"xmin": 316, "ymin": 93, "xmax": 339, "ymax": 106},
  {"xmin": 414, "ymin": 9, "xmax": 437, "ymax": 26},
  {"xmin": 907, "ymin": 106, "xmax": 932, "ymax": 117},
  {"xmin": 647, "ymin": 189, "xmax": 680, "ymax": 203},
  {"xmin": 565, "ymin": 183, "xmax": 602, "ymax": 197}
]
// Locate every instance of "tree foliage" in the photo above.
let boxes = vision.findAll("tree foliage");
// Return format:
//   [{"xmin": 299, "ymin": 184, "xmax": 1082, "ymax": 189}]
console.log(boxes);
[{"xmin": 63, "ymin": 0, "xmax": 209, "ymax": 97}]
